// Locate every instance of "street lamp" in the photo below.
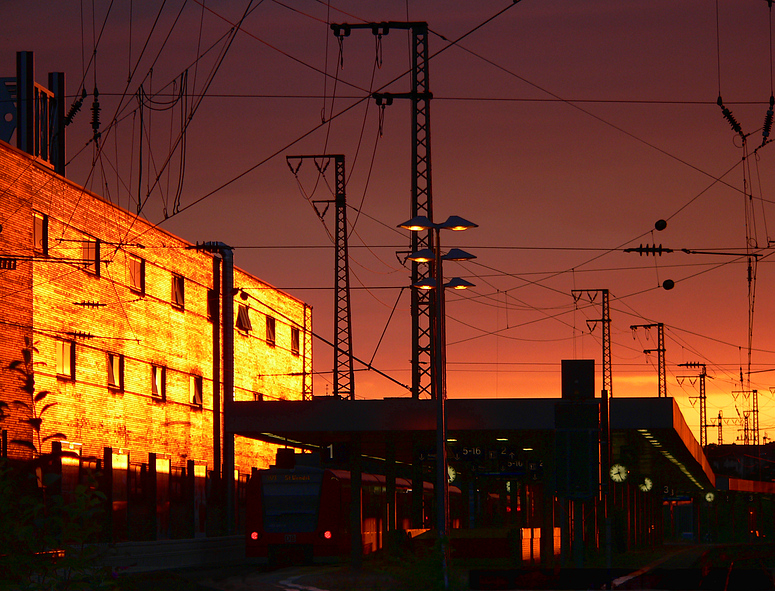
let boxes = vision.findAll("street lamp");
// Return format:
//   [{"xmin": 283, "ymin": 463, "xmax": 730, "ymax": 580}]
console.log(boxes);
[{"xmin": 398, "ymin": 214, "xmax": 477, "ymax": 589}]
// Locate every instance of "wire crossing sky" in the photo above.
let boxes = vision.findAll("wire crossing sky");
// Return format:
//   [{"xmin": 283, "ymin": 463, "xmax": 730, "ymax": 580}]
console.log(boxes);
[{"xmin": 3, "ymin": 0, "xmax": 775, "ymax": 444}]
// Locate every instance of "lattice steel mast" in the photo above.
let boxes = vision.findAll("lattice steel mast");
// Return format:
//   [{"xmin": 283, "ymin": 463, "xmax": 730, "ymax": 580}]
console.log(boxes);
[
  {"xmin": 573, "ymin": 289, "xmax": 612, "ymax": 397},
  {"xmin": 678, "ymin": 362, "xmax": 707, "ymax": 447},
  {"xmin": 332, "ymin": 21, "xmax": 434, "ymax": 400},
  {"xmin": 287, "ymin": 155, "xmax": 354, "ymax": 399},
  {"xmin": 631, "ymin": 323, "xmax": 666, "ymax": 397}
]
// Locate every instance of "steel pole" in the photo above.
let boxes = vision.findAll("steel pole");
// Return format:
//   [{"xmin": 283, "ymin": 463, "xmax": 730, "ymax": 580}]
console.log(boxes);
[{"xmin": 434, "ymin": 227, "xmax": 450, "ymax": 590}]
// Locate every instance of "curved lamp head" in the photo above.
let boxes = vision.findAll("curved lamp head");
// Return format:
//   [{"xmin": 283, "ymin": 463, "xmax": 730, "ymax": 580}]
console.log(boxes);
[
  {"xmin": 398, "ymin": 215, "xmax": 434, "ymax": 232},
  {"xmin": 440, "ymin": 215, "xmax": 477, "ymax": 231},
  {"xmin": 407, "ymin": 248, "xmax": 435, "ymax": 263},
  {"xmin": 412, "ymin": 277, "xmax": 437, "ymax": 290},
  {"xmin": 399, "ymin": 215, "xmax": 477, "ymax": 232},
  {"xmin": 443, "ymin": 248, "xmax": 476, "ymax": 262},
  {"xmin": 412, "ymin": 277, "xmax": 474, "ymax": 290},
  {"xmin": 445, "ymin": 277, "xmax": 475, "ymax": 290}
]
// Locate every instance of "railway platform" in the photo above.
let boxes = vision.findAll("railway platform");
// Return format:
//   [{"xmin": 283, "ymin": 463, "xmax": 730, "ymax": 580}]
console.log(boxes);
[{"xmin": 113, "ymin": 542, "xmax": 775, "ymax": 590}]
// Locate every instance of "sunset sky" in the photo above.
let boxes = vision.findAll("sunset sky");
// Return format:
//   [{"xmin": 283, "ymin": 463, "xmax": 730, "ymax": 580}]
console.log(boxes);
[{"xmin": 3, "ymin": 0, "xmax": 775, "ymax": 444}]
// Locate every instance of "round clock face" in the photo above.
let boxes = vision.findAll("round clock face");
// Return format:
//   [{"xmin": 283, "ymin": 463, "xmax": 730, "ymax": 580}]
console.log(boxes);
[
  {"xmin": 638, "ymin": 477, "xmax": 653, "ymax": 492},
  {"xmin": 447, "ymin": 465, "xmax": 457, "ymax": 483},
  {"xmin": 705, "ymin": 491, "xmax": 715, "ymax": 502},
  {"xmin": 609, "ymin": 463, "xmax": 628, "ymax": 482}
]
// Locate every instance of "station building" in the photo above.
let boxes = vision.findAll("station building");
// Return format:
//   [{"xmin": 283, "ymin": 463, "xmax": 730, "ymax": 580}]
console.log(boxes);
[{"xmin": 0, "ymin": 54, "xmax": 312, "ymax": 538}]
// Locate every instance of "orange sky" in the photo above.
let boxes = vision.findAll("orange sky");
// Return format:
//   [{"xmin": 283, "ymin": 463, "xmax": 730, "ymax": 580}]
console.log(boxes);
[{"xmin": 3, "ymin": 1, "xmax": 775, "ymax": 445}]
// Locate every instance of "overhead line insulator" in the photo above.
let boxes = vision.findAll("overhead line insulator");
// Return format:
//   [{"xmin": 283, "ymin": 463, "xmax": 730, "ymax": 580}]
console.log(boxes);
[
  {"xmin": 718, "ymin": 95, "xmax": 743, "ymax": 136},
  {"xmin": 762, "ymin": 95, "xmax": 774, "ymax": 146},
  {"xmin": 330, "ymin": 24, "xmax": 351, "ymax": 38},
  {"xmin": 371, "ymin": 23, "xmax": 390, "ymax": 36},
  {"xmin": 64, "ymin": 88, "xmax": 87, "ymax": 127},
  {"xmin": 623, "ymin": 244, "xmax": 673, "ymax": 256},
  {"xmin": 91, "ymin": 87, "xmax": 101, "ymax": 141}
]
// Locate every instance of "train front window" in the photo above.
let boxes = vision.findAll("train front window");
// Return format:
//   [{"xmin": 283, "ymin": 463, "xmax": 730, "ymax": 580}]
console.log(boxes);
[{"xmin": 261, "ymin": 472, "xmax": 323, "ymax": 533}]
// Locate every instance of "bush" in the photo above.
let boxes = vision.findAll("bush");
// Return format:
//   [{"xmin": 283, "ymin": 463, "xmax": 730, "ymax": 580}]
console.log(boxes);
[{"xmin": 0, "ymin": 459, "xmax": 116, "ymax": 590}]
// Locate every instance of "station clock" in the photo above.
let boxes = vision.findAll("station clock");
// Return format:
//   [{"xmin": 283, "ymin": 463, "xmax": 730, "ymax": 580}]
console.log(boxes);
[{"xmin": 609, "ymin": 463, "xmax": 628, "ymax": 483}]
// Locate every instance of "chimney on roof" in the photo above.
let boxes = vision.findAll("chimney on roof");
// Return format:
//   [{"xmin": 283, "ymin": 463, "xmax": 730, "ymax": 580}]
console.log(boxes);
[{"xmin": 0, "ymin": 51, "xmax": 66, "ymax": 175}]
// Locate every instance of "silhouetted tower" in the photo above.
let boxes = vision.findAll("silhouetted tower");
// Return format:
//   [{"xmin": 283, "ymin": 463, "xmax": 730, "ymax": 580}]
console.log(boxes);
[
  {"xmin": 718, "ymin": 411, "xmax": 723, "ymax": 445},
  {"xmin": 678, "ymin": 362, "xmax": 707, "ymax": 446},
  {"xmin": 287, "ymin": 155, "xmax": 354, "ymax": 399},
  {"xmin": 732, "ymin": 389, "xmax": 760, "ymax": 446},
  {"xmin": 573, "ymin": 289, "xmax": 612, "ymax": 397},
  {"xmin": 632, "ymin": 323, "xmax": 666, "ymax": 397},
  {"xmin": 332, "ymin": 21, "xmax": 434, "ymax": 400}
]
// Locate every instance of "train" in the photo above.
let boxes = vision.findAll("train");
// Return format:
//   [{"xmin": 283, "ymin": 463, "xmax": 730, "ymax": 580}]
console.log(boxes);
[{"xmin": 245, "ymin": 451, "xmax": 459, "ymax": 564}]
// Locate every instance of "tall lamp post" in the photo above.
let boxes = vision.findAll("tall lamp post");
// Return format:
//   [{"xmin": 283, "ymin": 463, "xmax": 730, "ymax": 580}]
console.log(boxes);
[{"xmin": 399, "ymin": 215, "xmax": 477, "ymax": 589}]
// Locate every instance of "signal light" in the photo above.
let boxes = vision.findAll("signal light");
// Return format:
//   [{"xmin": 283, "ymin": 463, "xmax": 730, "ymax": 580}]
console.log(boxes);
[
  {"xmin": 250, "ymin": 531, "xmax": 259, "ymax": 540},
  {"xmin": 323, "ymin": 530, "xmax": 333, "ymax": 540}
]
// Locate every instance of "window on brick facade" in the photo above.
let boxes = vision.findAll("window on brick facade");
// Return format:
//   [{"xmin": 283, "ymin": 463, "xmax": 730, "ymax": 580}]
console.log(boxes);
[
  {"xmin": 291, "ymin": 327, "xmax": 300, "ymax": 356},
  {"xmin": 83, "ymin": 238, "xmax": 100, "ymax": 276},
  {"xmin": 107, "ymin": 353, "xmax": 124, "ymax": 390},
  {"xmin": 266, "ymin": 316, "xmax": 276, "ymax": 347},
  {"xmin": 129, "ymin": 255, "xmax": 145, "ymax": 294},
  {"xmin": 33, "ymin": 212, "xmax": 48, "ymax": 256},
  {"xmin": 236, "ymin": 304, "xmax": 252, "ymax": 332},
  {"xmin": 207, "ymin": 289, "xmax": 218, "ymax": 322},
  {"xmin": 56, "ymin": 340, "xmax": 75, "ymax": 379},
  {"xmin": 151, "ymin": 365, "xmax": 166, "ymax": 400},
  {"xmin": 190, "ymin": 375, "xmax": 203, "ymax": 407},
  {"xmin": 172, "ymin": 273, "xmax": 185, "ymax": 308}
]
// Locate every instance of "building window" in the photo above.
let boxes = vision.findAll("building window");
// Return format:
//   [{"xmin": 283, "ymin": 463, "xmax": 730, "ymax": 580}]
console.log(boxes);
[
  {"xmin": 236, "ymin": 304, "xmax": 252, "ymax": 332},
  {"xmin": 190, "ymin": 375, "xmax": 203, "ymax": 407},
  {"xmin": 83, "ymin": 238, "xmax": 100, "ymax": 276},
  {"xmin": 151, "ymin": 365, "xmax": 166, "ymax": 400},
  {"xmin": 107, "ymin": 353, "xmax": 124, "ymax": 390},
  {"xmin": 33, "ymin": 212, "xmax": 48, "ymax": 256},
  {"xmin": 291, "ymin": 327, "xmax": 300, "ymax": 356},
  {"xmin": 266, "ymin": 316, "xmax": 276, "ymax": 347},
  {"xmin": 207, "ymin": 289, "xmax": 218, "ymax": 322},
  {"xmin": 129, "ymin": 255, "xmax": 145, "ymax": 294},
  {"xmin": 172, "ymin": 273, "xmax": 185, "ymax": 309},
  {"xmin": 56, "ymin": 340, "xmax": 75, "ymax": 379}
]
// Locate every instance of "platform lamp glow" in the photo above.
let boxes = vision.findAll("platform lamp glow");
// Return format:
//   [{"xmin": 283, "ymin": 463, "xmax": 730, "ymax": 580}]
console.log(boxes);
[{"xmin": 399, "ymin": 214, "xmax": 477, "ymax": 588}]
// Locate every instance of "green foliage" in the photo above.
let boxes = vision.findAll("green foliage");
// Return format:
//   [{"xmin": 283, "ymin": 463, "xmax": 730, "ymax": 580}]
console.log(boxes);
[
  {"xmin": 6, "ymin": 337, "xmax": 65, "ymax": 457},
  {"xmin": 387, "ymin": 537, "xmax": 467, "ymax": 591},
  {"xmin": 1, "ymin": 342, "xmax": 115, "ymax": 590},
  {"xmin": 0, "ymin": 459, "xmax": 117, "ymax": 591}
]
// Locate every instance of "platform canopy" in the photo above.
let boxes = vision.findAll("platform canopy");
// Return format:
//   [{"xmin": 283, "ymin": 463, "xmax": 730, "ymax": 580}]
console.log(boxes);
[{"xmin": 227, "ymin": 396, "xmax": 718, "ymax": 495}]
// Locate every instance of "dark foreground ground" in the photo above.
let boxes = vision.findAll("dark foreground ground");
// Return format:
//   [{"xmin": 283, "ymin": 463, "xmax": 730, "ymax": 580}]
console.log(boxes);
[{"xmin": 113, "ymin": 542, "xmax": 775, "ymax": 591}]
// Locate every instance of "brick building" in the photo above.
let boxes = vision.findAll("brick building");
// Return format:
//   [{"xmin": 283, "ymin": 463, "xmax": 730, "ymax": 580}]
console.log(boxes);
[{"xmin": 0, "ymin": 56, "xmax": 313, "ymax": 508}]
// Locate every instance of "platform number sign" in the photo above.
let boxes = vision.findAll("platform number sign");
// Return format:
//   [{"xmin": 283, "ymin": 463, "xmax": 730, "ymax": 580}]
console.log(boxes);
[
  {"xmin": 461, "ymin": 446, "xmax": 483, "ymax": 460},
  {"xmin": 321, "ymin": 442, "xmax": 350, "ymax": 464}
]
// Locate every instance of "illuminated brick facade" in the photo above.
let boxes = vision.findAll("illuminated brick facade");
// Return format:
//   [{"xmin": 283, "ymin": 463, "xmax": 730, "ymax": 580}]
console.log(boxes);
[{"xmin": 0, "ymin": 139, "xmax": 312, "ymax": 478}]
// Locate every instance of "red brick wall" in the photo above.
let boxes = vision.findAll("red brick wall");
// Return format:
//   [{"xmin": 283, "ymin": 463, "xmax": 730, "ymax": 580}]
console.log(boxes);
[
  {"xmin": 0, "ymin": 140, "xmax": 311, "ymax": 474},
  {"xmin": 0, "ymin": 143, "xmax": 34, "ymax": 457}
]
